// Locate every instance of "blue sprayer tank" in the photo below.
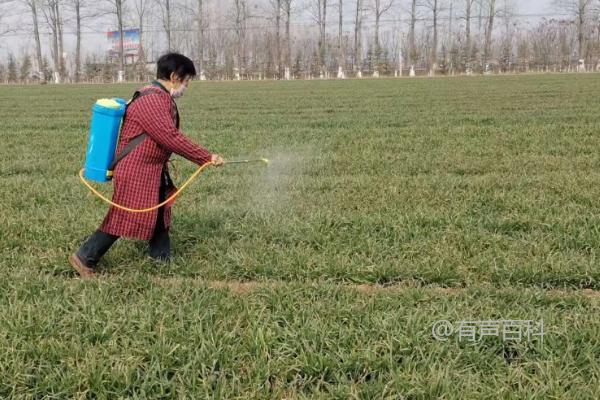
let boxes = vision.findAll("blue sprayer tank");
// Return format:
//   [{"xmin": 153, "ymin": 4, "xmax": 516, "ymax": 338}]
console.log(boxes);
[{"xmin": 83, "ymin": 98, "xmax": 127, "ymax": 182}]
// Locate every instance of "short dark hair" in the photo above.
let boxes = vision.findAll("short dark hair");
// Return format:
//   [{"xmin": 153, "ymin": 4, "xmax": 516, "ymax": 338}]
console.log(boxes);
[{"xmin": 156, "ymin": 53, "xmax": 197, "ymax": 81}]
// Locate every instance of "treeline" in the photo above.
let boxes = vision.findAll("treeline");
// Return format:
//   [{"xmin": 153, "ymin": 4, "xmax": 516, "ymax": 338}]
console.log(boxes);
[{"xmin": 0, "ymin": 0, "xmax": 599, "ymax": 83}]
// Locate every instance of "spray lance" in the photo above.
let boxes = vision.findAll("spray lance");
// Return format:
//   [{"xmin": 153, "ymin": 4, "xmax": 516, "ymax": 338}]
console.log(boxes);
[{"xmin": 79, "ymin": 97, "xmax": 268, "ymax": 213}]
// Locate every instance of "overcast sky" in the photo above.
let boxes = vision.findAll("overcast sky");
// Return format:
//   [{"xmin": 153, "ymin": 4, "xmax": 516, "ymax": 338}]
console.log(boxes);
[
  {"xmin": 0, "ymin": 0, "xmax": 559, "ymax": 60},
  {"xmin": 521, "ymin": 0, "xmax": 555, "ymax": 14}
]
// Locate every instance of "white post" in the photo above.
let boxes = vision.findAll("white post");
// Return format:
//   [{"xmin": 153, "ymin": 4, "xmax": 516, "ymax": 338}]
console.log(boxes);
[
  {"xmin": 398, "ymin": 32, "xmax": 403, "ymax": 78},
  {"xmin": 62, "ymin": 52, "xmax": 69, "ymax": 83}
]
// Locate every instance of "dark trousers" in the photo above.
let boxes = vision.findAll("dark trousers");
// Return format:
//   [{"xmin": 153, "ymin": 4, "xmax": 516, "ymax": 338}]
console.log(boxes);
[{"xmin": 77, "ymin": 181, "xmax": 171, "ymax": 268}]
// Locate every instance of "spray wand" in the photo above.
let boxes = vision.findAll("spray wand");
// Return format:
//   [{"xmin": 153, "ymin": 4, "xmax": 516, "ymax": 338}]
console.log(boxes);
[
  {"xmin": 78, "ymin": 157, "xmax": 269, "ymax": 213},
  {"xmin": 224, "ymin": 158, "xmax": 270, "ymax": 165}
]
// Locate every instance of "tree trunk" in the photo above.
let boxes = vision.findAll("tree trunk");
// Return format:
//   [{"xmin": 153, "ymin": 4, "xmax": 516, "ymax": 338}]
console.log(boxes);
[
  {"xmin": 285, "ymin": 0, "xmax": 291, "ymax": 71},
  {"xmin": 483, "ymin": 0, "xmax": 495, "ymax": 71},
  {"xmin": 448, "ymin": 1, "xmax": 453, "ymax": 73},
  {"xmin": 353, "ymin": 0, "xmax": 362, "ymax": 73},
  {"xmin": 577, "ymin": 1, "xmax": 585, "ymax": 64},
  {"xmin": 318, "ymin": 0, "xmax": 327, "ymax": 77},
  {"xmin": 597, "ymin": 10, "xmax": 600, "ymax": 70},
  {"xmin": 275, "ymin": 0, "xmax": 281, "ymax": 78},
  {"xmin": 374, "ymin": 0, "xmax": 380, "ymax": 52},
  {"xmin": 373, "ymin": 0, "xmax": 382, "ymax": 75},
  {"xmin": 56, "ymin": 1, "xmax": 65, "ymax": 79},
  {"xmin": 166, "ymin": 0, "xmax": 171, "ymax": 51},
  {"xmin": 197, "ymin": 0, "xmax": 203, "ymax": 73},
  {"xmin": 477, "ymin": 0, "xmax": 482, "ymax": 40},
  {"xmin": 29, "ymin": 0, "xmax": 44, "ymax": 83},
  {"xmin": 133, "ymin": 0, "xmax": 147, "ymax": 81},
  {"xmin": 465, "ymin": 0, "xmax": 472, "ymax": 74},
  {"xmin": 116, "ymin": 0, "xmax": 125, "ymax": 81},
  {"xmin": 502, "ymin": 0, "xmax": 511, "ymax": 72},
  {"xmin": 139, "ymin": 3, "xmax": 145, "ymax": 63},
  {"xmin": 45, "ymin": 0, "xmax": 63, "ymax": 82},
  {"xmin": 75, "ymin": 0, "xmax": 81, "ymax": 82},
  {"xmin": 409, "ymin": 0, "xmax": 417, "ymax": 66},
  {"xmin": 429, "ymin": 0, "xmax": 438, "ymax": 76},
  {"xmin": 338, "ymin": 0, "xmax": 343, "ymax": 73},
  {"xmin": 48, "ymin": 1, "xmax": 61, "ymax": 83},
  {"xmin": 234, "ymin": 0, "xmax": 247, "ymax": 78}
]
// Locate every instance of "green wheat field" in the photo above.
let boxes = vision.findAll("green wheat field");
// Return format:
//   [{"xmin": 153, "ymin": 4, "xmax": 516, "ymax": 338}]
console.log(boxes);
[{"xmin": 1, "ymin": 75, "xmax": 599, "ymax": 398}]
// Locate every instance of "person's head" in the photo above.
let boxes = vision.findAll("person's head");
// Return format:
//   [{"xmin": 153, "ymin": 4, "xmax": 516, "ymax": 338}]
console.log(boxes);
[{"xmin": 156, "ymin": 53, "xmax": 197, "ymax": 97}]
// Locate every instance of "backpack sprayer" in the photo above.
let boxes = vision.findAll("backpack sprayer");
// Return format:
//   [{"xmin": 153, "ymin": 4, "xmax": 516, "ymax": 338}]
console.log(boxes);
[{"xmin": 79, "ymin": 96, "xmax": 268, "ymax": 213}]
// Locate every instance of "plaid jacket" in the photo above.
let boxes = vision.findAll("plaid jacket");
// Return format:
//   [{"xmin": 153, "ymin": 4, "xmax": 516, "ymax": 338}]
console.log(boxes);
[{"xmin": 99, "ymin": 82, "xmax": 213, "ymax": 240}]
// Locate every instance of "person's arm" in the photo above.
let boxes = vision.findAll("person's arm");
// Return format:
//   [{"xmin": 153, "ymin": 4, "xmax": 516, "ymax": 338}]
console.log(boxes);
[{"xmin": 131, "ymin": 93, "xmax": 213, "ymax": 166}]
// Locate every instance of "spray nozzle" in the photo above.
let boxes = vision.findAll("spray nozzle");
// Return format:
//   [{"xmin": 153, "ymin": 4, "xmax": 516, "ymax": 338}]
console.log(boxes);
[{"xmin": 224, "ymin": 158, "xmax": 270, "ymax": 165}]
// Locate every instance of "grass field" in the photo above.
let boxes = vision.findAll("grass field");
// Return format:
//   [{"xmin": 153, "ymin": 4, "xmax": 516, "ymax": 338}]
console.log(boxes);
[{"xmin": 1, "ymin": 74, "xmax": 599, "ymax": 398}]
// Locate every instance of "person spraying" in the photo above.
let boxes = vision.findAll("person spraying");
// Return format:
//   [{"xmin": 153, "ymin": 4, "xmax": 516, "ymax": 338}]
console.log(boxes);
[{"xmin": 70, "ymin": 53, "xmax": 224, "ymax": 278}]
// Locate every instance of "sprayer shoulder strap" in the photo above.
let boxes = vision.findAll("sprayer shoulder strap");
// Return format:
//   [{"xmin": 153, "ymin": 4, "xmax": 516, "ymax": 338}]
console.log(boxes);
[
  {"xmin": 109, "ymin": 89, "xmax": 158, "ymax": 170},
  {"xmin": 109, "ymin": 133, "xmax": 148, "ymax": 170}
]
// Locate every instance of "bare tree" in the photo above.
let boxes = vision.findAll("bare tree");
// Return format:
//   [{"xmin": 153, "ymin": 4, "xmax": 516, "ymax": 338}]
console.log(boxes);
[
  {"xmin": 67, "ymin": 0, "xmax": 102, "ymax": 82},
  {"xmin": 134, "ymin": 0, "xmax": 149, "ymax": 63},
  {"xmin": 529, "ymin": 18, "xmax": 560, "ymax": 71},
  {"xmin": 408, "ymin": 0, "xmax": 418, "ymax": 68},
  {"xmin": 422, "ymin": 0, "xmax": 440, "ymax": 75},
  {"xmin": 195, "ymin": 0, "xmax": 205, "ymax": 75},
  {"xmin": 21, "ymin": 0, "xmax": 44, "ymax": 82},
  {"xmin": 476, "ymin": 0, "xmax": 483, "ymax": 41},
  {"xmin": 104, "ymin": 0, "xmax": 126, "ymax": 81},
  {"xmin": 283, "ymin": 0, "xmax": 294, "ymax": 77},
  {"xmin": 310, "ymin": 0, "xmax": 327, "ymax": 77},
  {"xmin": 498, "ymin": 0, "xmax": 516, "ymax": 72},
  {"xmin": 482, "ymin": 0, "xmax": 496, "ymax": 72},
  {"xmin": 447, "ymin": 0, "xmax": 454, "ymax": 73},
  {"xmin": 43, "ymin": 0, "xmax": 66, "ymax": 82},
  {"xmin": 9, "ymin": 0, "xmax": 600, "ymax": 81},
  {"xmin": 373, "ymin": 0, "xmax": 394, "ymax": 74},
  {"xmin": 337, "ymin": 0, "xmax": 344, "ymax": 76},
  {"xmin": 156, "ymin": 0, "xmax": 173, "ymax": 51},
  {"xmin": 268, "ymin": 0, "xmax": 282, "ymax": 77},
  {"xmin": 464, "ymin": 0, "xmax": 475, "ymax": 74},
  {"xmin": 354, "ymin": 0, "xmax": 363, "ymax": 74},
  {"xmin": 232, "ymin": 0, "xmax": 248, "ymax": 78},
  {"xmin": 72, "ymin": 0, "xmax": 83, "ymax": 81},
  {"xmin": 554, "ymin": 0, "xmax": 594, "ymax": 70}
]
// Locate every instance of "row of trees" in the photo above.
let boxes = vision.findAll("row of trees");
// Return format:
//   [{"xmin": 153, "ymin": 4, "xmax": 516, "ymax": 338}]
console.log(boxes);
[{"xmin": 1, "ymin": 0, "xmax": 600, "ymax": 83}]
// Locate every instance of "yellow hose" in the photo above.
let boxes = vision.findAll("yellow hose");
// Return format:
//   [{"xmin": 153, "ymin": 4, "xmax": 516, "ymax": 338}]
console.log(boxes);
[{"xmin": 78, "ymin": 162, "xmax": 214, "ymax": 213}]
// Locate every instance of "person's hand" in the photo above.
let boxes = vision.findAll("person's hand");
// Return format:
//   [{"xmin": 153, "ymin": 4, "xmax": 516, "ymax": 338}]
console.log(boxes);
[{"xmin": 211, "ymin": 154, "xmax": 225, "ymax": 166}]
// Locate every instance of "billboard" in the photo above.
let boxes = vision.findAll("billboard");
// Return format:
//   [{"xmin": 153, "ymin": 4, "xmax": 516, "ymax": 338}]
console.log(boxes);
[{"xmin": 107, "ymin": 28, "xmax": 141, "ymax": 58}]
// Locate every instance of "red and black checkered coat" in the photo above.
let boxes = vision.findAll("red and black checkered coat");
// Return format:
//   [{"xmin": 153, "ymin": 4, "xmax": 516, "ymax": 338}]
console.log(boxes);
[{"xmin": 99, "ymin": 84, "xmax": 213, "ymax": 240}]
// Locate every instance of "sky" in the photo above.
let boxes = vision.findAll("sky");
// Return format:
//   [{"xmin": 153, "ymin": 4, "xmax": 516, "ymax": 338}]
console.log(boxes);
[
  {"xmin": 0, "ymin": 0, "xmax": 558, "ymax": 60},
  {"xmin": 522, "ymin": 0, "xmax": 555, "ymax": 14}
]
